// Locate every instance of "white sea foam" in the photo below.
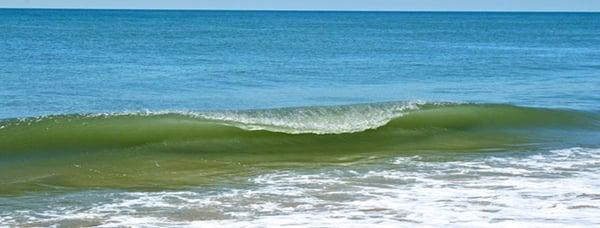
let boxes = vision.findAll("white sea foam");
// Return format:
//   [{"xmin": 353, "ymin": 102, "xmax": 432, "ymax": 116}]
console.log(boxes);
[
  {"xmin": 1, "ymin": 100, "xmax": 424, "ymax": 134},
  {"xmin": 194, "ymin": 101, "xmax": 423, "ymax": 134},
  {"xmin": 2, "ymin": 147, "xmax": 599, "ymax": 227}
]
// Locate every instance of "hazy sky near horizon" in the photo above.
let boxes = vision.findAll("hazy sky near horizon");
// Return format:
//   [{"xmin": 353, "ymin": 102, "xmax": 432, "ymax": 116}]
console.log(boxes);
[{"xmin": 1, "ymin": 0, "xmax": 600, "ymax": 11}]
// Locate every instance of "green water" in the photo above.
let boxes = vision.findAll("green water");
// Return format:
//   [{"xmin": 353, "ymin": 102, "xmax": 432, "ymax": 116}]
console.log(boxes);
[{"xmin": 1, "ymin": 102, "xmax": 597, "ymax": 195}]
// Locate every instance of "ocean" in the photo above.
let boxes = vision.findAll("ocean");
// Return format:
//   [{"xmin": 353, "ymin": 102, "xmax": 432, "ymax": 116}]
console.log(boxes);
[{"xmin": 1, "ymin": 9, "xmax": 599, "ymax": 226}]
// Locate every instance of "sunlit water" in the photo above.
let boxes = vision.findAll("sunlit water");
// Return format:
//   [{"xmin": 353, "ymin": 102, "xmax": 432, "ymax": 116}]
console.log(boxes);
[{"xmin": 1, "ymin": 10, "xmax": 599, "ymax": 226}]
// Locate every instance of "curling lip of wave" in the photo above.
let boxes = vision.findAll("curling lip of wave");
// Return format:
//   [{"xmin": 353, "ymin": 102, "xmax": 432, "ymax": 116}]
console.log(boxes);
[
  {"xmin": 0, "ymin": 101, "xmax": 597, "ymax": 136},
  {"xmin": 1, "ymin": 100, "xmax": 596, "ymax": 135},
  {"xmin": 1, "ymin": 101, "xmax": 424, "ymax": 135},
  {"xmin": 194, "ymin": 101, "xmax": 422, "ymax": 134},
  {"xmin": 0, "ymin": 101, "xmax": 597, "ymax": 155}
]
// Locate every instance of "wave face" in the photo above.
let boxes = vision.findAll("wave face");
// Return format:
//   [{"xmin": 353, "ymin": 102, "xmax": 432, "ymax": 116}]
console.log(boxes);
[{"xmin": 1, "ymin": 102, "xmax": 598, "ymax": 194}]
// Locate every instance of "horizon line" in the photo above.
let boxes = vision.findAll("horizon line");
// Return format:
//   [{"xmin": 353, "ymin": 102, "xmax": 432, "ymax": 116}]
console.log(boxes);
[{"xmin": 1, "ymin": 7, "xmax": 600, "ymax": 13}]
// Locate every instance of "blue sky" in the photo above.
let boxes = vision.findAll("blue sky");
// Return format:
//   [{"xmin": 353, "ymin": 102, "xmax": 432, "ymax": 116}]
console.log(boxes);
[{"xmin": 1, "ymin": 0, "xmax": 600, "ymax": 11}]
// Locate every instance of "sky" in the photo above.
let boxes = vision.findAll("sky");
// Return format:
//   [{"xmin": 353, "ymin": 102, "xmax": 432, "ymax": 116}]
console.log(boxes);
[{"xmin": 1, "ymin": 0, "xmax": 600, "ymax": 11}]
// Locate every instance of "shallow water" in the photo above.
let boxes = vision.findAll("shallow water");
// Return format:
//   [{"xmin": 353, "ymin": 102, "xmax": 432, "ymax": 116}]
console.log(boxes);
[
  {"xmin": 1, "ymin": 10, "xmax": 600, "ymax": 226},
  {"xmin": 2, "ymin": 148, "xmax": 600, "ymax": 226}
]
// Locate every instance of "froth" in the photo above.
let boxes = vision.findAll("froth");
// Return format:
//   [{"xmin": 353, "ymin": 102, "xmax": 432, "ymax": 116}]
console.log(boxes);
[
  {"xmin": 196, "ymin": 101, "xmax": 423, "ymax": 134},
  {"xmin": 3, "ymin": 147, "xmax": 599, "ymax": 227}
]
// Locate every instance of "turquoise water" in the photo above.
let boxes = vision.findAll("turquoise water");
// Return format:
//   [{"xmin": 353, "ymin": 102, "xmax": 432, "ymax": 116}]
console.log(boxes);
[
  {"xmin": 1, "ymin": 9, "xmax": 600, "ymax": 226},
  {"xmin": 2, "ymin": 10, "xmax": 600, "ymax": 117}
]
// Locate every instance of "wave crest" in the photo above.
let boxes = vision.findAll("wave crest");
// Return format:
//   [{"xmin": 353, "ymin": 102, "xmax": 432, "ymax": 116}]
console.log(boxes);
[
  {"xmin": 196, "ymin": 101, "xmax": 422, "ymax": 134},
  {"xmin": 1, "ymin": 101, "xmax": 598, "ymax": 195}
]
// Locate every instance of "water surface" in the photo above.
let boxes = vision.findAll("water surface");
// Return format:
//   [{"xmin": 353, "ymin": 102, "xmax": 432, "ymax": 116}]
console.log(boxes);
[{"xmin": 1, "ymin": 10, "xmax": 599, "ymax": 226}]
